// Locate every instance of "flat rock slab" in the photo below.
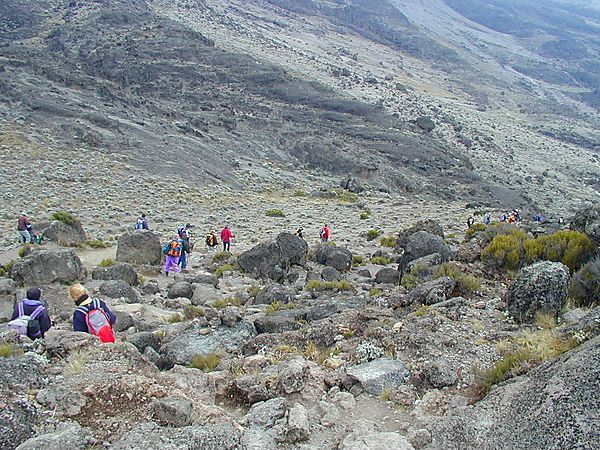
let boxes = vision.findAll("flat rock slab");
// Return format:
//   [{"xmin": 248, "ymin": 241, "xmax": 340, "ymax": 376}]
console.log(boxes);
[{"xmin": 347, "ymin": 358, "xmax": 409, "ymax": 396}]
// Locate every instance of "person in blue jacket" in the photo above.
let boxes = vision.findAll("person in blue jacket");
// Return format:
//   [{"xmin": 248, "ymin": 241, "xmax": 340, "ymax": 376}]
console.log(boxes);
[
  {"xmin": 69, "ymin": 284, "xmax": 116, "ymax": 333},
  {"xmin": 11, "ymin": 287, "xmax": 52, "ymax": 339}
]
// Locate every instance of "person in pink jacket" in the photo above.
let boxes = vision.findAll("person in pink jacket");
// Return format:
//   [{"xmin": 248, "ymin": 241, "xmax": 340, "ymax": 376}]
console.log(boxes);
[{"xmin": 220, "ymin": 225, "xmax": 234, "ymax": 252}]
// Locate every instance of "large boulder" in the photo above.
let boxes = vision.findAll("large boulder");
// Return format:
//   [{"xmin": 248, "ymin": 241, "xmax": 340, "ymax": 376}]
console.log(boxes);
[
  {"xmin": 15, "ymin": 422, "xmax": 94, "ymax": 450},
  {"xmin": 407, "ymin": 277, "xmax": 457, "ymax": 305},
  {"xmin": 505, "ymin": 261, "xmax": 570, "ymax": 323},
  {"xmin": 429, "ymin": 336, "xmax": 600, "ymax": 450},
  {"xmin": 399, "ymin": 232, "xmax": 451, "ymax": 271},
  {"xmin": 92, "ymin": 263, "xmax": 139, "ymax": 286},
  {"xmin": 167, "ymin": 282, "xmax": 194, "ymax": 300},
  {"xmin": 340, "ymin": 420, "xmax": 414, "ymax": 450},
  {"xmin": 0, "ymin": 400, "xmax": 38, "ymax": 450},
  {"xmin": 238, "ymin": 232, "xmax": 308, "ymax": 282},
  {"xmin": 375, "ymin": 268, "xmax": 400, "ymax": 285},
  {"xmin": 10, "ymin": 250, "xmax": 86, "ymax": 285},
  {"xmin": 254, "ymin": 314, "xmax": 302, "ymax": 334},
  {"xmin": 397, "ymin": 220, "xmax": 444, "ymax": 250},
  {"xmin": 116, "ymin": 230, "xmax": 162, "ymax": 266},
  {"xmin": 159, "ymin": 321, "xmax": 256, "ymax": 366},
  {"xmin": 570, "ymin": 205, "xmax": 600, "ymax": 246},
  {"xmin": 254, "ymin": 284, "xmax": 292, "ymax": 305},
  {"xmin": 152, "ymin": 397, "xmax": 193, "ymax": 428},
  {"xmin": 416, "ymin": 116, "xmax": 435, "ymax": 132},
  {"xmin": 346, "ymin": 358, "xmax": 409, "ymax": 396},
  {"xmin": 315, "ymin": 244, "xmax": 353, "ymax": 272},
  {"xmin": 0, "ymin": 278, "xmax": 16, "ymax": 323},
  {"xmin": 38, "ymin": 220, "xmax": 86, "ymax": 246},
  {"xmin": 99, "ymin": 280, "xmax": 142, "ymax": 303}
]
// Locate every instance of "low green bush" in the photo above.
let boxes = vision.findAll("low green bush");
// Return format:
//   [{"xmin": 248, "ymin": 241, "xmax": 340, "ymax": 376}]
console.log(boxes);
[
  {"xmin": 87, "ymin": 240, "xmax": 111, "ymax": 249},
  {"xmin": 52, "ymin": 211, "xmax": 78, "ymax": 225},
  {"xmin": 166, "ymin": 313, "xmax": 184, "ymax": 323},
  {"xmin": 370, "ymin": 256, "xmax": 392, "ymax": 265},
  {"xmin": 380, "ymin": 236, "xmax": 396, "ymax": 248},
  {"xmin": 434, "ymin": 262, "xmax": 481, "ymax": 294},
  {"xmin": 401, "ymin": 273, "xmax": 421, "ymax": 290},
  {"xmin": 293, "ymin": 190, "xmax": 306, "ymax": 197},
  {"xmin": 0, "ymin": 343, "xmax": 16, "ymax": 358},
  {"xmin": 369, "ymin": 288, "xmax": 383, "ymax": 297},
  {"xmin": 366, "ymin": 229, "xmax": 381, "ymax": 241},
  {"xmin": 569, "ymin": 255, "xmax": 600, "ymax": 307},
  {"xmin": 465, "ymin": 223, "xmax": 487, "ymax": 241},
  {"xmin": 331, "ymin": 189, "xmax": 358, "ymax": 203},
  {"xmin": 212, "ymin": 251, "xmax": 233, "ymax": 262},
  {"xmin": 17, "ymin": 245, "xmax": 31, "ymax": 258},
  {"xmin": 265, "ymin": 301, "xmax": 297, "ymax": 315},
  {"xmin": 189, "ymin": 353, "xmax": 221, "ymax": 372},
  {"xmin": 248, "ymin": 285, "xmax": 261, "ymax": 298},
  {"xmin": 99, "ymin": 258, "xmax": 115, "ymax": 267},
  {"xmin": 360, "ymin": 211, "xmax": 370, "ymax": 220},
  {"xmin": 352, "ymin": 255, "xmax": 365, "ymax": 266},
  {"xmin": 265, "ymin": 209, "xmax": 285, "ymax": 217},
  {"xmin": 183, "ymin": 305, "xmax": 205, "ymax": 320},
  {"xmin": 215, "ymin": 263, "xmax": 237, "ymax": 278},
  {"xmin": 481, "ymin": 234, "xmax": 524, "ymax": 270}
]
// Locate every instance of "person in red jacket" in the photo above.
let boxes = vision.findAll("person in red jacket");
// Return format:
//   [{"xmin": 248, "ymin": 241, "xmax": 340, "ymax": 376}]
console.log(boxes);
[
  {"xmin": 220, "ymin": 225, "xmax": 234, "ymax": 252},
  {"xmin": 320, "ymin": 224, "xmax": 331, "ymax": 243}
]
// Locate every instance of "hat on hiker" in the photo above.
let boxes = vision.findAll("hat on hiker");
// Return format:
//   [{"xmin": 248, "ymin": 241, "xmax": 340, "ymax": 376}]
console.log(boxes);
[
  {"xmin": 185, "ymin": 223, "xmax": 194, "ymax": 229},
  {"xmin": 26, "ymin": 287, "xmax": 41, "ymax": 301},
  {"xmin": 69, "ymin": 284, "xmax": 88, "ymax": 301},
  {"xmin": 21, "ymin": 211, "xmax": 27, "ymax": 216}
]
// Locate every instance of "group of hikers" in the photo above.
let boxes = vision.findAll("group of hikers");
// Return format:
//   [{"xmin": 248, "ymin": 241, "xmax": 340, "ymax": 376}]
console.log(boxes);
[
  {"xmin": 7, "ymin": 284, "xmax": 116, "ymax": 344},
  {"xmin": 466, "ymin": 210, "xmax": 565, "ymax": 229}
]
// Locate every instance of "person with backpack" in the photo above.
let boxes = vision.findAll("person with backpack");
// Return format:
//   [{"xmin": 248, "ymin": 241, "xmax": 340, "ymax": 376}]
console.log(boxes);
[
  {"xmin": 294, "ymin": 227, "xmax": 304, "ymax": 239},
  {"xmin": 483, "ymin": 212, "xmax": 491, "ymax": 226},
  {"xmin": 466, "ymin": 216, "xmax": 475, "ymax": 229},
  {"xmin": 320, "ymin": 224, "xmax": 330, "ymax": 243},
  {"xmin": 179, "ymin": 224, "xmax": 194, "ymax": 271},
  {"xmin": 221, "ymin": 225, "xmax": 234, "ymax": 252},
  {"xmin": 135, "ymin": 214, "xmax": 149, "ymax": 230},
  {"xmin": 206, "ymin": 230, "xmax": 219, "ymax": 252},
  {"xmin": 163, "ymin": 234, "xmax": 183, "ymax": 276},
  {"xmin": 17, "ymin": 211, "xmax": 33, "ymax": 244},
  {"xmin": 8, "ymin": 287, "xmax": 52, "ymax": 340},
  {"xmin": 70, "ymin": 284, "xmax": 116, "ymax": 343}
]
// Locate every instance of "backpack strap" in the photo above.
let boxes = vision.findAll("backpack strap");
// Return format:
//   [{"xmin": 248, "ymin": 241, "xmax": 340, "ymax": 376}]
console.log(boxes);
[
  {"xmin": 29, "ymin": 305, "xmax": 46, "ymax": 320},
  {"xmin": 17, "ymin": 301, "xmax": 24, "ymax": 317}
]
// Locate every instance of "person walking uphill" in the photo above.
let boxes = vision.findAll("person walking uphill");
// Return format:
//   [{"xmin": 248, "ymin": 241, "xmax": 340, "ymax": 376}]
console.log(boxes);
[
  {"xmin": 320, "ymin": 224, "xmax": 330, "ymax": 243},
  {"xmin": 70, "ymin": 284, "xmax": 116, "ymax": 343},
  {"xmin": 163, "ymin": 235, "xmax": 182, "ymax": 276},
  {"xmin": 221, "ymin": 225, "xmax": 234, "ymax": 252},
  {"xmin": 8, "ymin": 287, "xmax": 52, "ymax": 340},
  {"xmin": 17, "ymin": 211, "xmax": 32, "ymax": 244}
]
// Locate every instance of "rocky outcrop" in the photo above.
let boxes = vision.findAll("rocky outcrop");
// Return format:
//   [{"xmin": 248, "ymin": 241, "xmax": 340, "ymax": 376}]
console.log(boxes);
[
  {"xmin": 92, "ymin": 262, "xmax": 139, "ymax": 286},
  {"xmin": 116, "ymin": 230, "xmax": 162, "ymax": 266},
  {"xmin": 570, "ymin": 205, "xmax": 600, "ymax": 246},
  {"xmin": 346, "ymin": 358, "xmax": 409, "ymax": 395},
  {"xmin": 10, "ymin": 249, "xmax": 86, "ymax": 285},
  {"xmin": 416, "ymin": 116, "xmax": 435, "ymax": 132},
  {"xmin": 375, "ymin": 267, "xmax": 401, "ymax": 285},
  {"xmin": 340, "ymin": 420, "xmax": 415, "ymax": 450},
  {"xmin": 407, "ymin": 277, "xmax": 457, "ymax": 305},
  {"xmin": 0, "ymin": 278, "xmax": 15, "ymax": 323},
  {"xmin": 238, "ymin": 232, "xmax": 308, "ymax": 282},
  {"xmin": 505, "ymin": 261, "xmax": 570, "ymax": 323},
  {"xmin": 399, "ymin": 232, "xmax": 451, "ymax": 270},
  {"xmin": 15, "ymin": 422, "xmax": 94, "ymax": 450},
  {"xmin": 315, "ymin": 244, "xmax": 353, "ymax": 272},
  {"xmin": 428, "ymin": 336, "xmax": 600, "ymax": 450},
  {"xmin": 38, "ymin": 220, "xmax": 87, "ymax": 246},
  {"xmin": 397, "ymin": 220, "xmax": 445, "ymax": 250},
  {"xmin": 99, "ymin": 280, "xmax": 142, "ymax": 303}
]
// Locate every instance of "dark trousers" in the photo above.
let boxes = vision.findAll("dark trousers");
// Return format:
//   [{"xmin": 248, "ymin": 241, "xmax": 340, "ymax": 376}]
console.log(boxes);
[{"xmin": 223, "ymin": 241, "xmax": 230, "ymax": 252}]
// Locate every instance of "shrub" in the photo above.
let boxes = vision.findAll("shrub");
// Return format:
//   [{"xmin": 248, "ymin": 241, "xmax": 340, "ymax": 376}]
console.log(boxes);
[
  {"xmin": 434, "ymin": 262, "xmax": 481, "ymax": 294},
  {"xmin": 401, "ymin": 273, "xmax": 421, "ymax": 290},
  {"xmin": 248, "ymin": 285, "xmax": 261, "ymax": 297},
  {"xmin": 0, "ymin": 343, "xmax": 15, "ymax": 358},
  {"xmin": 471, "ymin": 328, "xmax": 577, "ymax": 400},
  {"xmin": 352, "ymin": 255, "xmax": 365, "ymax": 266},
  {"xmin": 293, "ymin": 190, "xmax": 306, "ymax": 197},
  {"xmin": 212, "ymin": 251, "xmax": 233, "ymax": 262},
  {"xmin": 17, "ymin": 245, "xmax": 31, "ymax": 258},
  {"xmin": 4, "ymin": 260, "xmax": 14, "ymax": 275},
  {"xmin": 99, "ymin": 258, "xmax": 115, "ymax": 267},
  {"xmin": 305, "ymin": 279, "xmax": 353, "ymax": 292},
  {"xmin": 213, "ymin": 297, "xmax": 241, "ymax": 309},
  {"xmin": 360, "ymin": 211, "xmax": 370, "ymax": 220},
  {"xmin": 528, "ymin": 230, "xmax": 594, "ymax": 273},
  {"xmin": 0, "ymin": 266, "xmax": 5, "ymax": 278},
  {"xmin": 189, "ymin": 353, "xmax": 221, "ymax": 372},
  {"xmin": 409, "ymin": 263, "xmax": 429, "ymax": 277},
  {"xmin": 166, "ymin": 313, "xmax": 184, "ymax": 323},
  {"xmin": 87, "ymin": 239, "xmax": 111, "ymax": 249},
  {"xmin": 265, "ymin": 209, "xmax": 285, "ymax": 217},
  {"xmin": 265, "ymin": 301, "xmax": 297, "ymax": 315},
  {"xmin": 569, "ymin": 255, "xmax": 600, "ymax": 306},
  {"xmin": 481, "ymin": 234, "xmax": 523, "ymax": 270},
  {"xmin": 215, "ymin": 263, "xmax": 237, "ymax": 278},
  {"xmin": 465, "ymin": 223, "xmax": 487, "ymax": 241},
  {"xmin": 380, "ymin": 236, "xmax": 396, "ymax": 248},
  {"xmin": 370, "ymin": 256, "xmax": 392, "ymax": 265},
  {"xmin": 414, "ymin": 304, "xmax": 428, "ymax": 317},
  {"xmin": 366, "ymin": 229, "xmax": 381, "ymax": 241},
  {"xmin": 369, "ymin": 288, "xmax": 383, "ymax": 297},
  {"xmin": 331, "ymin": 189, "xmax": 358, "ymax": 203},
  {"xmin": 52, "ymin": 211, "xmax": 78, "ymax": 225},
  {"xmin": 183, "ymin": 305, "xmax": 205, "ymax": 320}
]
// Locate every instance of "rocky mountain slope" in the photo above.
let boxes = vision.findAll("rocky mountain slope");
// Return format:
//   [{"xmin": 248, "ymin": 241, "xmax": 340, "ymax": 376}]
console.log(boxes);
[{"xmin": 0, "ymin": 0, "xmax": 598, "ymax": 248}]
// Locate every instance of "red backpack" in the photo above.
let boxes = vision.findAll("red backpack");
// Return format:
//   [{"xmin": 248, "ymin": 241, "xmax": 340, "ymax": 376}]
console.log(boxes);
[{"xmin": 78, "ymin": 299, "xmax": 115, "ymax": 343}]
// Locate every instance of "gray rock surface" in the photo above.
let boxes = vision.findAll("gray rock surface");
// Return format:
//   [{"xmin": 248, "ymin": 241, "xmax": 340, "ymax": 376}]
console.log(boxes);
[
  {"xmin": 429, "ymin": 336, "xmax": 600, "ymax": 450},
  {"xmin": 254, "ymin": 314, "xmax": 302, "ymax": 334},
  {"xmin": 92, "ymin": 262, "xmax": 139, "ymax": 286},
  {"xmin": 399, "ymin": 232, "xmax": 451, "ymax": 270},
  {"xmin": 168, "ymin": 281, "xmax": 194, "ymax": 299},
  {"xmin": 407, "ymin": 277, "xmax": 457, "ymax": 305},
  {"xmin": 347, "ymin": 358, "xmax": 410, "ymax": 395},
  {"xmin": 116, "ymin": 230, "xmax": 162, "ymax": 266},
  {"xmin": 243, "ymin": 397, "xmax": 287, "ymax": 429},
  {"xmin": 238, "ymin": 232, "xmax": 308, "ymax": 282},
  {"xmin": 505, "ymin": 261, "xmax": 570, "ymax": 323},
  {"xmin": 321, "ymin": 266, "xmax": 342, "ymax": 282},
  {"xmin": 99, "ymin": 280, "xmax": 142, "ymax": 303},
  {"xmin": 570, "ymin": 205, "xmax": 600, "ymax": 246},
  {"xmin": 0, "ymin": 400, "xmax": 38, "ymax": 450},
  {"xmin": 153, "ymin": 397, "xmax": 193, "ymax": 427},
  {"xmin": 0, "ymin": 278, "xmax": 15, "ymax": 323},
  {"xmin": 315, "ymin": 244, "xmax": 353, "ymax": 272},
  {"xmin": 339, "ymin": 420, "xmax": 415, "ymax": 450},
  {"xmin": 38, "ymin": 220, "xmax": 87, "ymax": 246},
  {"xmin": 15, "ymin": 422, "xmax": 94, "ymax": 450},
  {"xmin": 279, "ymin": 403, "xmax": 310, "ymax": 443},
  {"xmin": 278, "ymin": 358, "xmax": 311, "ymax": 394},
  {"xmin": 397, "ymin": 220, "xmax": 445, "ymax": 250},
  {"xmin": 255, "ymin": 284, "xmax": 292, "ymax": 305},
  {"xmin": 10, "ymin": 249, "xmax": 86, "ymax": 285},
  {"xmin": 128, "ymin": 331, "xmax": 161, "ymax": 353},
  {"xmin": 375, "ymin": 267, "xmax": 400, "ymax": 285}
]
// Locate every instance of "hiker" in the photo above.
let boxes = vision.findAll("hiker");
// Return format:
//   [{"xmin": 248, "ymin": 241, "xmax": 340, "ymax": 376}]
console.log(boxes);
[
  {"xmin": 17, "ymin": 211, "xmax": 33, "ymax": 244},
  {"xmin": 294, "ymin": 227, "xmax": 304, "ymax": 239},
  {"xmin": 221, "ymin": 225, "xmax": 234, "ymax": 252},
  {"xmin": 466, "ymin": 216, "xmax": 475, "ymax": 229},
  {"xmin": 483, "ymin": 212, "xmax": 491, "ymax": 226},
  {"xmin": 163, "ymin": 234, "xmax": 182, "ymax": 275},
  {"xmin": 8, "ymin": 287, "xmax": 52, "ymax": 340},
  {"xmin": 179, "ymin": 224, "xmax": 194, "ymax": 271},
  {"xmin": 499, "ymin": 213, "xmax": 508, "ymax": 222},
  {"xmin": 320, "ymin": 224, "xmax": 330, "ymax": 243},
  {"xmin": 135, "ymin": 214, "xmax": 149, "ymax": 230},
  {"xmin": 206, "ymin": 230, "xmax": 219, "ymax": 252},
  {"xmin": 534, "ymin": 213, "xmax": 544, "ymax": 223},
  {"xmin": 70, "ymin": 284, "xmax": 116, "ymax": 343}
]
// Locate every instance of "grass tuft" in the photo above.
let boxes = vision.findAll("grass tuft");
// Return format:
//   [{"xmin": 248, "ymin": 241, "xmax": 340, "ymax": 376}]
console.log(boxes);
[
  {"xmin": 305, "ymin": 279, "xmax": 353, "ymax": 292},
  {"xmin": 370, "ymin": 256, "xmax": 392, "ymax": 265},
  {"xmin": 189, "ymin": 353, "xmax": 221, "ymax": 372},
  {"xmin": 380, "ymin": 236, "xmax": 396, "ymax": 248},
  {"xmin": 52, "ymin": 211, "xmax": 78, "ymax": 225},
  {"xmin": 99, "ymin": 258, "xmax": 115, "ymax": 267},
  {"xmin": 265, "ymin": 209, "xmax": 285, "ymax": 218}
]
